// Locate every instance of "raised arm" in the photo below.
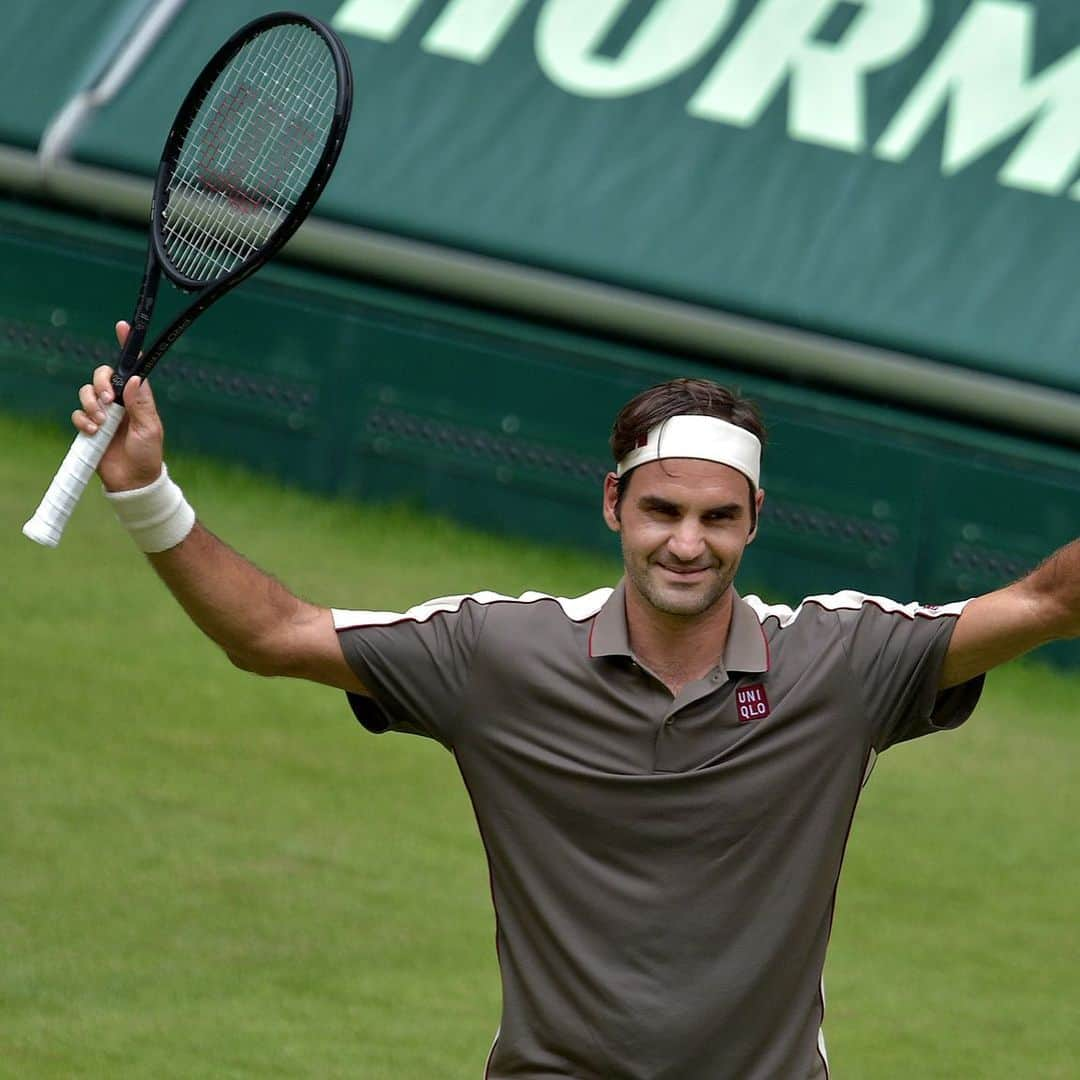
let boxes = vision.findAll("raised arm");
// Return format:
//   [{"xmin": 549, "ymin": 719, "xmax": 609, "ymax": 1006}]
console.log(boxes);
[
  {"xmin": 940, "ymin": 538, "xmax": 1080, "ymax": 688},
  {"xmin": 73, "ymin": 332, "xmax": 366, "ymax": 694},
  {"xmin": 145, "ymin": 520, "xmax": 365, "ymax": 690}
]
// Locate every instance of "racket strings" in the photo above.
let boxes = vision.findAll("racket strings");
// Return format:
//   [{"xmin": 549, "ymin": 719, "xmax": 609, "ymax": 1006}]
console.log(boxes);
[
  {"xmin": 168, "ymin": 24, "xmax": 333, "ymax": 273},
  {"xmin": 162, "ymin": 23, "xmax": 338, "ymax": 282},
  {"xmin": 166, "ymin": 25, "xmax": 334, "ymax": 278}
]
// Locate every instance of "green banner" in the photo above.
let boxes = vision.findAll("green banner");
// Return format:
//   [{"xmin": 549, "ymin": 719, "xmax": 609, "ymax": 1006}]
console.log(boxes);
[
  {"xmin": 0, "ymin": 0, "xmax": 154, "ymax": 149},
  {"xmin": 66, "ymin": 0, "xmax": 1080, "ymax": 394}
]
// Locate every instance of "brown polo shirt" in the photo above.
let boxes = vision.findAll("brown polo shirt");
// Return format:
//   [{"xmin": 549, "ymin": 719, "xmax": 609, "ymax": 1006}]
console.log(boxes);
[{"xmin": 334, "ymin": 583, "xmax": 983, "ymax": 1079}]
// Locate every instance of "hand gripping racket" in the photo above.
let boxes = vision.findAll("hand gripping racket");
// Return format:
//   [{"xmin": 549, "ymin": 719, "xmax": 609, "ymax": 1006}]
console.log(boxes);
[{"xmin": 23, "ymin": 11, "xmax": 353, "ymax": 547}]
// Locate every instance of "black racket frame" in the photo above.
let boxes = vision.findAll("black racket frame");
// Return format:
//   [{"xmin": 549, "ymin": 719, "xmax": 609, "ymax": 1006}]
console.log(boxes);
[{"xmin": 111, "ymin": 10, "xmax": 353, "ymax": 397}]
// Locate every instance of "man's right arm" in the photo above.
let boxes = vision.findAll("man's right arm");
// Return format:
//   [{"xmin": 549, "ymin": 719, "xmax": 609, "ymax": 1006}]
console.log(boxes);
[
  {"xmin": 75, "ymin": 341, "xmax": 367, "ymax": 695},
  {"xmin": 146, "ymin": 521, "xmax": 367, "ymax": 691}
]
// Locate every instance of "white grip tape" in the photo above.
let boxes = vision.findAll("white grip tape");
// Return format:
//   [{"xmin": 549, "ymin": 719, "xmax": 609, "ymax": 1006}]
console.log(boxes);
[{"xmin": 22, "ymin": 402, "xmax": 126, "ymax": 548}]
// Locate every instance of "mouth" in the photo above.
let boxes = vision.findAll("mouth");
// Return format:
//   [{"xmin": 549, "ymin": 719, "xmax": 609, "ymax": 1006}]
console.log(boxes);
[{"xmin": 657, "ymin": 564, "xmax": 713, "ymax": 581}]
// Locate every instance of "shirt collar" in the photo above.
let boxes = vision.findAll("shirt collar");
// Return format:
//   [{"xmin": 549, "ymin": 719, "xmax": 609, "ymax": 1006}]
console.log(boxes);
[{"xmin": 589, "ymin": 579, "xmax": 769, "ymax": 675}]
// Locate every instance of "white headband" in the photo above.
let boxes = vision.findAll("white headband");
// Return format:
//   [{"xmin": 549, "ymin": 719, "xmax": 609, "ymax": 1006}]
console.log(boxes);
[{"xmin": 616, "ymin": 415, "xmax": 762, "ymax": 487}]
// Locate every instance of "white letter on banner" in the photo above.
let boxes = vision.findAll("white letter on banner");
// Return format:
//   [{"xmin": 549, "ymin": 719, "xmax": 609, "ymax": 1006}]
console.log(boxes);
[
  {"xmin": 423, "ymin": 0, "xmax": 532, "ymax": 64},
  {"xmin": 331, "ymin": 0, "xmax": 427, "ymax": 40},
  {"xmin": 877, "ymin": 1, "xmax": 1080, "ymax": 197},
  {"xmin": 536, "ymin": 0, "xmax": 738, "ymax": 99},
  {"xmin": 688, "ymin": 0, "xmax": 930, "ymax": 153}
]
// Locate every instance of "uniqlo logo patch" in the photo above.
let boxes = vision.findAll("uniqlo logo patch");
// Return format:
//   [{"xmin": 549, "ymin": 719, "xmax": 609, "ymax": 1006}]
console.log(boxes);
[{"xmin": 736, "ymin": 683, "xmax": 770, "ymax": 723}]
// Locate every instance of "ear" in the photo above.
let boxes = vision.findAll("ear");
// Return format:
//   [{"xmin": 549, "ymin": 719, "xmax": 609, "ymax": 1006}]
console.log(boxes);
[
  {"xmin": 746, "ymin": 487, "xmax": 766, "ymax": 545},
  {"xmin": 602, "ymin": 472, "xmax": 621, "ymax": 533}
]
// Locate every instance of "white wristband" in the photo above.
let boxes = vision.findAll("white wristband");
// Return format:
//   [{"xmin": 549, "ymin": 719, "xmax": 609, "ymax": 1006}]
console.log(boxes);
[{"xmin": 104, "ymin": 463, "xmax": 196, "ymax": 553}]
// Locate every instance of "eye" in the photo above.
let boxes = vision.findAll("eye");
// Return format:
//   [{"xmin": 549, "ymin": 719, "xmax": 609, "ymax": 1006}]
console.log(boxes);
[{"xmin": 642, "ymin": 501, "xmax": 679, "ymax": 518}]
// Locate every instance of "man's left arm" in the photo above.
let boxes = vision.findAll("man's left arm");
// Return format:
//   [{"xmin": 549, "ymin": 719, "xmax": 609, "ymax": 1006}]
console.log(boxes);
[{"xmin": 940, "ymin": 537, "xmax": 1080, "ymax": 689}]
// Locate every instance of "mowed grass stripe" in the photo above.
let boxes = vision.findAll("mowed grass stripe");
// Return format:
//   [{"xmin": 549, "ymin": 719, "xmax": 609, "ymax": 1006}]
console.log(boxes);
[{"xmin": 1, "ymin": 413, "xmax": 1076, "ymax": 1078}]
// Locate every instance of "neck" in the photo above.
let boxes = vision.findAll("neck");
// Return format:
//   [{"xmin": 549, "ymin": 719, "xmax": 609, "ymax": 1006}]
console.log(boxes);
[{"xmin": 624, "ymin": 585, "xmax": 735, "ymax": 694}]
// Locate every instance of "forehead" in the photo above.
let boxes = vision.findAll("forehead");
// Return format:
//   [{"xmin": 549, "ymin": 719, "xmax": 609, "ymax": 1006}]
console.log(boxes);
[{"xmin": 624, "ymin": 459, "xmax": 752, "ymax": 505}]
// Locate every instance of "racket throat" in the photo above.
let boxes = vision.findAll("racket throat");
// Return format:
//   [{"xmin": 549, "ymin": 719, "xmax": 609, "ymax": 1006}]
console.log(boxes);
[{"xmin": 113, "ymin": 259, "xmax": 162, "ymax": 394}]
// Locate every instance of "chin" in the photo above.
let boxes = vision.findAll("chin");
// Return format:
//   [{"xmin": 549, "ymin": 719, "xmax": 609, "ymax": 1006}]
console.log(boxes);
[
  {"xmin": 649, "ymin": 582, "xmax": 727, "ymax": 618},
  {"xmin": 660, "ymin": 597, "xmax": 720, "ymax": 618}
]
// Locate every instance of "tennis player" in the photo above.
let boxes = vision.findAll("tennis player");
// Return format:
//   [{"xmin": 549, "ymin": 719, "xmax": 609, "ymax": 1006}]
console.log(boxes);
[{"xmin": 73, "ymin": 333, "xmax": 1080, "ymax": 1079}]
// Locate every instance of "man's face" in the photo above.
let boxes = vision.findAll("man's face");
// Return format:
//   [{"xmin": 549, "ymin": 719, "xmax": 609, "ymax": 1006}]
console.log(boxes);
[{"xmin": 603, "ymin": 459, "xmax": 764, "ymax": 619}]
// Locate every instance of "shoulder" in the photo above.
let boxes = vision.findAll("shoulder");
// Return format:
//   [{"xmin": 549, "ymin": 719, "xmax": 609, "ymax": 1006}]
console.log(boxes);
[
  {"xmin": 479, "ymin": 587, "xmax": 612, "ymax": 631},
  {"xmin": 502, "ymin": 587, "xmax": 613, "ymax": 617},
  {"xmin": 741, "ymin": 591, "xmax": 968, "ymax": 663},
  {"xmin": 333, "ymin": 586, "xmax": 612, "ymax": 632},
  {"xmin": 742, "ymin": 590, "xmax": 967, "ymax": 628}
]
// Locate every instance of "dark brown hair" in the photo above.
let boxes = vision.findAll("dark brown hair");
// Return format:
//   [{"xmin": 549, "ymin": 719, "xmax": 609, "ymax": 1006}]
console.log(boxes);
[{"xmin": 611, "ymin": 378, "xmax": 767, "ymax": 525}]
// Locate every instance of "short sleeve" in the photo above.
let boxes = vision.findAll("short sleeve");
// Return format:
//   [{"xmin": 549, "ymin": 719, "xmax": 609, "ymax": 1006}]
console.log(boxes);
[
  {"xmin": 834, "ymin": 594, "xmax": 985, "ymax": 752},
  {"xmin": 332, "ymin": 595, "xmax": 490, "ymax": 749}
]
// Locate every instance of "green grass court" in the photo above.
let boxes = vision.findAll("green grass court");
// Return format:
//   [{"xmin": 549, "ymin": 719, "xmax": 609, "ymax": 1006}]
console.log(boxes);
[{"xmin": 2, "ymin": 414, "xmax": 1076, "ymax": 1078}]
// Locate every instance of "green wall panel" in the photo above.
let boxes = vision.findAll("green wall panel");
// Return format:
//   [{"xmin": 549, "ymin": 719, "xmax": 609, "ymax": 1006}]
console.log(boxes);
[
  {"xmin": 65, "ymin": 0, "xmax": 1080, "ymax": 396},
  {"xmin": 0, "ymin": 0, "xmax": 153, "ymax": 149}
]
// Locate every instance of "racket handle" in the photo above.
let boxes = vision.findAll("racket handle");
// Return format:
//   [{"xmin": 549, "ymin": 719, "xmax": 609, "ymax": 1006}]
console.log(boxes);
[{"xmin": 22, "ymin": 403, "xmax": 126, "ymax": 547}]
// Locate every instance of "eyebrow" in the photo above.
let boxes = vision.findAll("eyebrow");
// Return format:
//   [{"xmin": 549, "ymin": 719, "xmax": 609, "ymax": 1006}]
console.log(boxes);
[{"xmin": 637, "ymin": 496, "xmax": 745, "ymax": 517}]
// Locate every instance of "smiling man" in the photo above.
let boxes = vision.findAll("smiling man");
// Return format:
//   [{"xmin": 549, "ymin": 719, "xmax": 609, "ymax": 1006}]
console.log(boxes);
[
  {"xmin": 603, "ymin": 401, "xmax": 767, "ymax": 694},
  {"xmin": 73, "ymin": 356, "xmax": 1079, "ymax": 1079}
]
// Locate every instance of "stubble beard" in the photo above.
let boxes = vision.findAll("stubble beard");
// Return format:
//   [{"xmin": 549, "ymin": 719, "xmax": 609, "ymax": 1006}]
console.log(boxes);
[{"xmin": 623, "ymin": 545, "xmax": 738, "ymax": 619}]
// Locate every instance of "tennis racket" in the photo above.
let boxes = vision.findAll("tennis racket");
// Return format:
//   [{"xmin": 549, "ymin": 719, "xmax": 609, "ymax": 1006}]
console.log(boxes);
[{"xmin": 23, "ymin": 10, "xmax": 352, "ymax": 547}]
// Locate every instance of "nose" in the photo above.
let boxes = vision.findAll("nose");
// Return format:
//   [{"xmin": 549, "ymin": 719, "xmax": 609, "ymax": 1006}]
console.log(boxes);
[{"xmin": 667, "ymin": 519, "xmax": 707, "ymax": 562}]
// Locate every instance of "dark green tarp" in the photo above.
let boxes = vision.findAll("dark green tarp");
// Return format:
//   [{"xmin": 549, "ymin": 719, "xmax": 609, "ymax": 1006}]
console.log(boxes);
[
  {"xmin": 37, "ymin": 0, "xmax": 1080, "ymax": 396},
  {"xmin": 0, "ymin": 0, "xmax": 155, "ymax": 149}
]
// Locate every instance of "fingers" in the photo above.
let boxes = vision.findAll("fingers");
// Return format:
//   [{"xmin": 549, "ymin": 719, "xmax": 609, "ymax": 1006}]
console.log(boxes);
[
  {"xmin": 72, "ymin": 407, "xmax": 98, "ymax": 436},
  {"xmin": 122, "ymin": 375, "xmax": 151, "ymax": 410},
  {"xmin": 92, "ymin": 364, "xmax": 115, "ymax": 399},
  {"xmin": 121, "ymin": 376, "xmax": 161, "ymax": 433},
  {"xmin": 71, "ymin": 324, "xmax": 143, "ymax": 438},
  {"xmin": 77, "ymin": 384, "xmax": 106, "ymax": 428},
  {"xmin": 73, "ymin": 366, "xmax": 117, "ymax": 435}
]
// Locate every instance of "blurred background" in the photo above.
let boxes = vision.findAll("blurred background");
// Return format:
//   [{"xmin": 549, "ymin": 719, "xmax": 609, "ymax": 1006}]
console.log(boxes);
[{"xmin": 1, "ymin": 2, "xmax": 1077, "ymax": 1077}]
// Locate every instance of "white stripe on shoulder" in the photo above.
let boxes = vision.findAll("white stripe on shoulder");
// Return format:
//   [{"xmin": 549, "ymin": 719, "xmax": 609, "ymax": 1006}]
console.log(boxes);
[
  {"xmin": 332, "ymin": 587, "xmax": 613, "ymax": 630},
  {"xmin": 741, "ymin": 590, "xmax": 970, "ymax": 628}
]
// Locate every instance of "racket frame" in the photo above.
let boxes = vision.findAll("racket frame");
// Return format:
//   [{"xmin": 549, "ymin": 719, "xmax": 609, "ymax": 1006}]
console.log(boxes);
[{"xmin": 113, "ymin": 9, "xmax": 353, "ymax": 395}]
